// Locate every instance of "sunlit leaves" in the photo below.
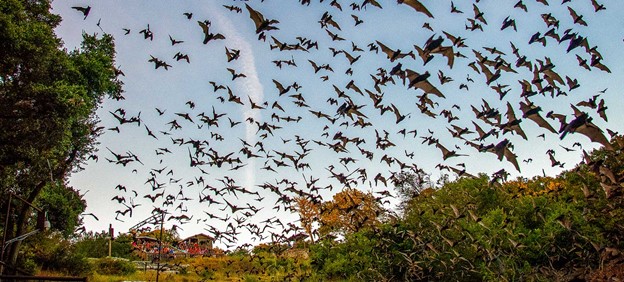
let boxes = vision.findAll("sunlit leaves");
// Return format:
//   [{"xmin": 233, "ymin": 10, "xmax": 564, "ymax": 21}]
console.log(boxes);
[
  {"xmin": 294, "ymin": 196, "xmax": 320, "ymax": 242},
  {"xmin": 318, "ymin": 188, "xmax": 382, "ymax": 237}
]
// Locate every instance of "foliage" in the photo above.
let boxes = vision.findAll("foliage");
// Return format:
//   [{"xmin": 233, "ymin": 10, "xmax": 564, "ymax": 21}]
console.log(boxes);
[
  {"xmin": 137, "ymin": 228, "xmax": 181, "ymax": 244},
  {"xmin": 294, "ymin": 196, "xmax": 320, "ymax": 243},
  {"xmin": 36, "ymin": 183, "xmax": 86, "ymax": 237},
  {"xmin": 74, "ymin": 231, "xmax": 134, "ymax": 259},
  {"xmin": 18, "ymin": 232, "xmax": 91, "ymax": 276},
  {"xmin": 391, "ymin": 170, "xmax": 434, "ymax": 213},
  {"xmin": 89, "ymin": 257, "xmax": 136, "ymax": 276},
  {"xmin": 307, "ymin": 136, "xmax": 624, "ymax": 281},
  {"xmin": 317, "ymin": 188, "xmax": 382, "ymax": 237},
  {"xmin": 0, "ymin": 0, "xmax": 122, "ymax": 270},
  {"xmin": 309, "ymin": 233, "xmax": 382, "ymax": 281},
  {"xmin": 169, "ymin": 246, "xmax": 312, "ymax": 281},
  {"xmin": 252, "ymin": 242, "xmax": 288, "ymax": 255}
]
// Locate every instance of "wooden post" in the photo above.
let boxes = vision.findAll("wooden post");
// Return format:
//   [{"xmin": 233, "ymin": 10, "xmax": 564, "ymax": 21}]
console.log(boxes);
[{"xmin": 108, "ymin": 224, "xmax": 113, "ymax": 257}]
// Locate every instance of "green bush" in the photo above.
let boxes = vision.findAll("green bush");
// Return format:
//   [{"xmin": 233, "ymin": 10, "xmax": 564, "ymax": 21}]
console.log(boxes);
[
  {"xmin": 308, "ymin": 139, "xmax": 624, "ymax": 282},
  {"xmin": 309, "ymin": 232, "xmax": 381, "ymax": 280},
  {"xmin": 22, "ymin": 232, "xmax": 91, "ymax": 276},
  {"xmin": 90, "ymin": 257, "xmax": 136, "ymax": 275}
]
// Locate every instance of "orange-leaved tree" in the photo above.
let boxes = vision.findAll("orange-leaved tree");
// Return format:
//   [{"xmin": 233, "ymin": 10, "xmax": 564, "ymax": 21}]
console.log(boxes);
[
  {"xmin": 318, "ymin": 188, "xmax": 382, "ymax": 237},
  {"xmin": 294, "ymin": 196, "xmax": 321, "ymax": 243}
]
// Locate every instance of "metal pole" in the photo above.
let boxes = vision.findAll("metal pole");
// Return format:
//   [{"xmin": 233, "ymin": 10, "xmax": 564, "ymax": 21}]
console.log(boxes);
[{"xmin": 156, "ymin": 212, "xmax": 164, "ymax": 282}]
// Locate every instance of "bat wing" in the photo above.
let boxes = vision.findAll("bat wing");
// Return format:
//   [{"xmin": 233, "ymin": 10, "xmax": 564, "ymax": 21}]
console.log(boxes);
[
  {"xmin": 503, "ymin": 147, "xmax": 521, "ymax": 172},
  {"xmin": 197, "ymin": 21, "xmax": 209, "ymax": 35},
  {"xmin": 505, "ymin": 102, "xmax": 517, "ymax": 122},
  {"xmin": 376, "ymin": 40, "xmax": 395, "ymax": 60},
  {"xmin": 245, "ymin": 4, "xmax": 264, "ymax": 30},
  {"xmin": 272, "ymin": 79, "xmax": 285, "ymax": 92},
  {"xmin": 400, "ymin": 0, "xmax": 434, "ymax": 18},
  {"xmin": 576, "ymin": 122, "xmax": 613, "ymax": 150},
  {"xmin": 416, "ymin": 80, "xmax": 445, "ymax": 98},
  {"xmin": 439, "ymin": 46, "xmax": 455, "ymax": 68},
  {"xmin": 435, "ymin": 143, "xmax": 451, "ymax": 159},
  {"xmin": 530, "ymin": 113, "xmax": 556, "ymax": 133}
]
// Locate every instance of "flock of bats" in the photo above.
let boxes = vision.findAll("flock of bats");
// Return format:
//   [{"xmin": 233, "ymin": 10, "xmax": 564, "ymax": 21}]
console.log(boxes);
[{"xmin": 68, "ymin": 0, "xmax": 620, "ymax": 248}]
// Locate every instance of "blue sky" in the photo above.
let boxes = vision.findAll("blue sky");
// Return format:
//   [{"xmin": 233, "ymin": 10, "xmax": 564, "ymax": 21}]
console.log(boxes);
[{"xmin": 52, "ymin": 0, "xmax": 624, "ymax": 248}]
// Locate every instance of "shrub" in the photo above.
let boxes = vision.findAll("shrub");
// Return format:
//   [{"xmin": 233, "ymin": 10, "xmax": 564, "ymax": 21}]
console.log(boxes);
[
  {"xmin": 90, "ymin": 257, "xmax": 136, "ymax": 275},
  {"xmin": 22, "ymin": 232, "xmax": 91, "ymax": 276}
]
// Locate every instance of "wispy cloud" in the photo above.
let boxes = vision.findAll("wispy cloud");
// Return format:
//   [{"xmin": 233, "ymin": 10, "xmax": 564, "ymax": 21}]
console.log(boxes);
[{"xmin": 210, "ymin": 8, "xmax": 264, "ymax": 191}]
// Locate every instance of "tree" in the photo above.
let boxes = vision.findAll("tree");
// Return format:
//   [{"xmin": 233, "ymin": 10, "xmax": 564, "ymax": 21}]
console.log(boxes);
[
  {"xmin": 18, "ymin": 232, "xmax": 92, "ymax": 276},
  {"xmin": 138, "ymin": 228, "xmax": 180, "ymax": 245},
  {"xmin": 309, "ymin": 137, "xmax": 624, "ymax": 281},
  {"xmin": 318, "ymin": 188, "xmax": 382, "ymax": 236},
  {"xmin": 294, "ymin": 196, "xmax": 320, "ymax": 243},
  {"xmin": 74, "ymin": 231, "xmax": 133, "ymax": 259},
  {"xmin": 37, "ymin": 184, "xmax": 86, "ymax": 237},
  {"xmin": 0, "ymin": 0, "xmax": 122, "ymax": 271},
  {"xmin": 392, "ymin": 170, "xmax": 434, "ymax": 214}
]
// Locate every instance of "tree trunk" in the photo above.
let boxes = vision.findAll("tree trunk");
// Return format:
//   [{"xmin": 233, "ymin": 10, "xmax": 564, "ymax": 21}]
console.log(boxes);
[
  {"xmin": 305, "ymin": 226, "xmax": 315, "ymax": 244},
  {"xmin": 6, "ymin": 195, "xmax": 35, "ymax": 273},
  {"xmin": 5, "ymin": 149, "xmax": 76, "ymax": 271}
]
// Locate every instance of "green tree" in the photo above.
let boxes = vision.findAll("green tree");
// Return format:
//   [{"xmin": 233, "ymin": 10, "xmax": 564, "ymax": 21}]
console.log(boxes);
[
  {"xmin": 309, "ymin": 137, "xmax": 624, "ymax": 281},
  {"xmin": 0, "ymin": 0, "xmax": 122, "ymax": 271},
  {"xmin": 392, "ymin": 170, "xmax": 435, "ymax": 214},
  {"xmin": 36, "ymin": 184, "xmax": 86, "ymax": 237},
  {"xmin": 18, "ymin": 232, "xmax": 91, "ymax": 276},
  {"xmin": 74, "ymin": 231, "xmax": 133, "ymax": 259},
  {"xmin": 138, "ymin": 228, "xmax": 180, "ymax": 245},
  {"xmin": 309, "ymin": 231, "xmax": 381, "ymax": 280}
]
